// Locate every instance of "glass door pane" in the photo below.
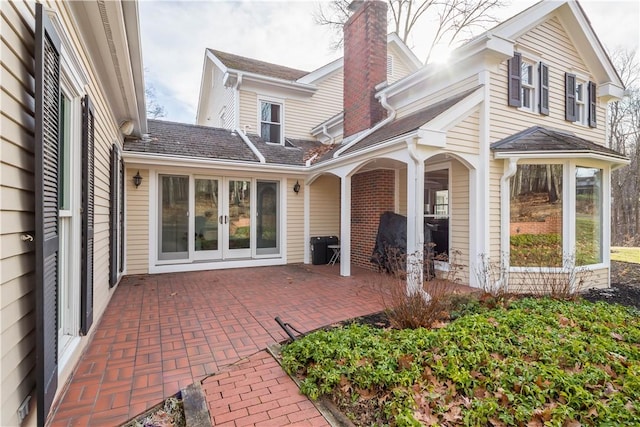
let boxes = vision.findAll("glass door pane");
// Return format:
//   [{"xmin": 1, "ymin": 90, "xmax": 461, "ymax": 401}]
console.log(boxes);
[
  {"xmin": 257, "ymin": 181, "xmax": 279, "ymax": 254},
  {"xmin": 194, "ymin": 178, "xmax": 220, "ymax": 258},
  {"xmin": 226, "ymin": 179, "xmax": 251, "ymax": 256},
  {"xmin": 159, "ymin": 175, "xmax": 189, "ymax": 260}
]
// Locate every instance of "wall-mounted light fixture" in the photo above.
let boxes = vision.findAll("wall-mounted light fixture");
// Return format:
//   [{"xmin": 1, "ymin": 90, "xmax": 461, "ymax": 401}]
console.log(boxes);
[
  {"xmin": 293, "ymin": 180, "xmax": 301, "ymax": 194},
  {"xmin": 133, "ymin": 171, "xmax": 143, "ymax": 188}
]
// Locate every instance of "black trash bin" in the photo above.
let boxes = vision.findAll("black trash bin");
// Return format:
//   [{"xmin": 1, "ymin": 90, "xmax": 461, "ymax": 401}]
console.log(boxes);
[{"xmin": 310, "ymin": 237, "xmax": 328, "ymax": 265}]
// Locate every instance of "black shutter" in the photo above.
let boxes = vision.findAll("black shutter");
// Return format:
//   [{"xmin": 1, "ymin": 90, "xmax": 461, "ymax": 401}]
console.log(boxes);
[
  {"xmin": 119, "ymin": 155, "xmax": 125, "ymax": 274},
  {"xmin": 565, "ymin": 73, "xmax": 577, "ymax": 122},
  {"xmin": 109, "ymin": 144, "xmax": 118, "ymax": 287},
  {"xmin": 80, "ymin": 95, "xmax": 95, "ymax": 334},
  {"xmin": 35, "ymin": 4, "xmax": 61, "ymax": 425},
  {"xmin": 539, "ymin": 62, "xmax": 549, "ymax": 115},
  {"xmin": 588, "ymin": 81, "xmax": 597, "ymax": 127},
  {"xmin": 507, "ymin": 52, "xmax": 522, "ymax": 107}
]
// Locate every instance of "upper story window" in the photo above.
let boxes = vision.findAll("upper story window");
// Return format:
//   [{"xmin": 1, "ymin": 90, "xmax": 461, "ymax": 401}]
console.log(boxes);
[
  {"xmin": 260, "ymin": 101, "xmax": 282, "ymax": 144},
  {"xmin": 565, "ymin": 73, "xmax": 597, "ymax": 128},
  {"xmin": 508, "ymin": 52, "xmax": 549, "ymax": 115}
]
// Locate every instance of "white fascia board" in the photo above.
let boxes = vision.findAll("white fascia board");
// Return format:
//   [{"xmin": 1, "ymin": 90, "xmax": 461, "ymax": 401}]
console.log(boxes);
[
  {"xmin": 493, "ymin": 150, "xmax": 629, "ymax": 166},
  {"xmin": 123, "ymin": 151, "xmax": 308, "ymax": 174},
  {"xmin": 122, "ymin": 0, "xmax": 147, "ymax": 133},
  {"xmin": 206, "ymin": 49, "xmax": 230, "ymax": 75},
  {"xmin": 195, "ymin": 56, "xmax": 213, "ymax": 125},
  {"xmin": 387, "ymin": 33, "xmax": 422, "ymax": 70},
  {"xmin": 297, "ymin": 57, "xmax": 343, "ymax": 84},
  {"xmin": 311, "ymin": 112, "xmax": 344, "ymax": 135},
  {"xmin": 234, "ymin": 73, "xmax": 318, "ymax": 98},
  {"xmin": 416, "ymin": 129, "xmax": 446, "ymax": 147},
  {"xmin": 598, "ymin": 82, "xmax": 624, "ymax": 103},
  {"xmin": 421, "ymin": 87, "xmax": 484, "ymax": 131},
  {"xmin": 489, "ymin": 0, "xmax": 563, "ymax": 41}
]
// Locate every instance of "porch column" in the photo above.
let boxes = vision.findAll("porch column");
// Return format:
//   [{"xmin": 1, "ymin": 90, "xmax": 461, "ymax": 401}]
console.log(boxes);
[
  {"xmin": 406, "ymin": 155, "xmax": 425, "ymax": 293},
  {"xmin": 340, "ymin": 175, "xmax": 351, "ymax": 277}
]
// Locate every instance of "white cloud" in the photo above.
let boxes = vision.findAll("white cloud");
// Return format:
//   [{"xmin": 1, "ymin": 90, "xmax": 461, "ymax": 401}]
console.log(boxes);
[{"xmin": 139, "ymin": 0, "xmax": 639, "ymax": 123}]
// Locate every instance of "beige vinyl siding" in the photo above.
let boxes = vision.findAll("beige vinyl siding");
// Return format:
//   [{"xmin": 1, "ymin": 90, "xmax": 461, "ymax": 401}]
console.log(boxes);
[
  {"xmin": 450, "ymin": 160, "xmax": 470, "ymax": 284},
  {"xmin": 309, "ymin": 175, "xmax": 341, "ymax": 237},
  {"xmin": 507, "ymin": 267, "xmax": 608, "ymax": 293},
  {"xmin": 398, "ymin": 168, "xmax": 407, "ymax": 216},
  {"xmin": 489, "ymin": 160, "xmax": 503, "ymax": 261},
  {"xmin": 489, "ymin": 17, "xmax": 606, "ymax": 144},
  {"xmin": 204, "ymin": 66, "xmax": 235, "ymax": 129},
  {"xmin": 581, "ymin": 267, "xmax": 609, "ymax": 290},
  {"xmin": 238, "ymin": 70, "xmax": 343, "ymax": 141},
  {"xmin": 286, "ymin": 178, "xmax": 305, "ymax": 262},
  {"xmin": 388, "ymin": 45, "xmax": 416, "ymax": 84},
  {"xmin": 397, "ymin": 75, "xmax": 480, "ymax": 118},
  {"xmin": 1, "ymin": 1, "xmax": 127, "ymax": 424},
  {"xmin": 125, "ymin": 168, "xmax": 150, "ymax": 274},
  {"xmin": 446, "ymin": 108, "xmax": 480, "ymax": 155}
]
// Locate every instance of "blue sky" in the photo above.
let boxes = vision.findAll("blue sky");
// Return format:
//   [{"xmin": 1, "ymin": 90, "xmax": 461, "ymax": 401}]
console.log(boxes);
[{"xmin": 139, "ymin": 0, "xmax": 640, "ymax": 124}]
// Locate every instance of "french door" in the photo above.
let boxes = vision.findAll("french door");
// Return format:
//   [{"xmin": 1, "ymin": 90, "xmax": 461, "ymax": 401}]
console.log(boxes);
[{"xmin": 158, "ymin": 175, "xmax": 278, "ymax": 262}]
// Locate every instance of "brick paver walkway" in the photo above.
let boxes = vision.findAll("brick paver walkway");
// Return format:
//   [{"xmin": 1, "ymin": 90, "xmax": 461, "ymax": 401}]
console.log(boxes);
[
  {"xmin": 49, "ymin": 264, "xmax": 387, "ymax": 426},
  {"xmin": 202, "ymin": 351, "xmax": 328, "ymax": 426}
]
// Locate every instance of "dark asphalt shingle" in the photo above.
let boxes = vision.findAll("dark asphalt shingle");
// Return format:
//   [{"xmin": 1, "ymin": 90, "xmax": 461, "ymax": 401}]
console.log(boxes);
[
  {"xmin": 491, "ymin": 126, "xmax": 628, "ymax": 160},
  {"xmin": 209, "ymin": 49, "xmax": 309, "ymax": 81}
]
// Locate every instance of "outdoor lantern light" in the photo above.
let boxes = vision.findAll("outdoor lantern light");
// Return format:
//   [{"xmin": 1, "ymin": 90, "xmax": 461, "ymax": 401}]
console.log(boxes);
[
  {"xmin": 293, "ymin": 180, "xmax": 301, "ymax": 194},
  {"xmin": 133, "ymin": 171, "xmax": 143, "ymax": 188}
]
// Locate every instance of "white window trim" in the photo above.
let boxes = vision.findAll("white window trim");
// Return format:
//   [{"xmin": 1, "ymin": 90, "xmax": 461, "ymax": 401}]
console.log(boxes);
[
  {"xmin": 424, "ymin": 162, "xmax": 452, "ymax": 271},
  {"xmin": 505, "ymin": 159, "xmax": 610, "ymax": 275},
  {"xmin": 257, "ymin": 96, "xmax": 284, "ymax": 145}
]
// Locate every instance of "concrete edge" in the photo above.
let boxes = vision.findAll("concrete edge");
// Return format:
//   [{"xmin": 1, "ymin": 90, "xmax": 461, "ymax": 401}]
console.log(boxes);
[
  {"xmin": 267, "ymin": 344, "xmax": 356, "ymax": 427},
  {"xmin": 181, "ymin": 382, "xmax": 213, "ymax": 427}
]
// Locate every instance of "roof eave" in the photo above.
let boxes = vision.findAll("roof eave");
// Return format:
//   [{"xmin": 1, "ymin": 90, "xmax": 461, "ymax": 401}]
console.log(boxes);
[{"xmin": 492, "ymin": 150, "xmax": 630, "ymax": 166}]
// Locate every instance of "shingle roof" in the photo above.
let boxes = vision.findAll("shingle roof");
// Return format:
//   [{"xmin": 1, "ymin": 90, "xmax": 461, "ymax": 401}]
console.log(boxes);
[
  {"xmin": 313, "ymin": 87, "xmax": 480, "ymax": 163},
  {"xmin": 247, "ymin": 135, "xmax": 323, "ymax": 166},
  {"xmin": 490, "ymin": 126, "xmax": 628, "ymax": 160},
  {"xmin": 125, "ymin": 120, "xmax": 323, "ymax": 166},
  {"xmin": 209, "ymin": 49, "xmax": 309, "ymax": 81},
  {"xmin": 124, "ymin": 120, "xmax": 260, "ymax": 162}
]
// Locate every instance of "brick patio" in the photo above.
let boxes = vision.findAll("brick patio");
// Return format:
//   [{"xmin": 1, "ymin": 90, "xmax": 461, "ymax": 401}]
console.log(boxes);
[{"xmin": 49, "ymin": 264, "xmax": 388, "ymax": 426}]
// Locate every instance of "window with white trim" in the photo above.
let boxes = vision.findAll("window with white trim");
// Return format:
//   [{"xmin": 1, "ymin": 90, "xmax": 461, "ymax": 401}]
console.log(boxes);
[
  {"xmin": 520, "ymin": 60, "xmax": 535, "ymax": 111},
  {"xmin": 260, "ymin": 101, "xmax": 282, "ymax": 144},
  {"xmin": 508, "ymin": 52, "xmax": 548, "ymax": 114},
  {"xmin": 575, "ymin": 79, "xmax": 587, "ymax": 125}
]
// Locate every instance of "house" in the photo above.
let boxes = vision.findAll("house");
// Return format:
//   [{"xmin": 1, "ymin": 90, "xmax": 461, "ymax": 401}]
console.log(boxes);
[
  {"xmin": 124, "ymin": 0, "xmax": 626, "ymax": 293},
  {"xmin": 1, "ymin": 1, "xmax": 145, "ymax": 425},
  {"xmin": 0, "ymin": 0, "xmax": 629, "ymax": 425}
]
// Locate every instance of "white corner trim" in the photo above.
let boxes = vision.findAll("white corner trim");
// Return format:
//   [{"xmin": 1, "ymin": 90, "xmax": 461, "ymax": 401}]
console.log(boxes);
[{"xmin": 235, "ymin": 128, "xmax": 265, "ymax": 163}]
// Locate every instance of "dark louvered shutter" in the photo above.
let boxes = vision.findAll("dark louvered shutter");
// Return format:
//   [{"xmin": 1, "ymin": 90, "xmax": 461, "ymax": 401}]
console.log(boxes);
[
  {"xmin": 119, "ymin": 155, "xmax": 125, "ymax": 274},
  {"xmin": 80, "ymin": 95, "xmax": 95, "ymax": 334},
  {"xmin": 539, "ymin": 63, "xmax": 549, "ymax": 115},
  {"xmin": 588, "ymin": 81, "xmax": 597, "ymax": 127},
  {"xmin": 565, "ymin": 73, "xmax": 577, "ymax": 122},
  {"xmin": 35, "ymin": 4, "xmax": 61, "ymax": 425},
  {"xmin": 109, "ymin": 144, "xmax": 118, "ymax": 287},
  {"xmin": 507, "ymin": 52, "xmax": 522, "ymax": 107}
]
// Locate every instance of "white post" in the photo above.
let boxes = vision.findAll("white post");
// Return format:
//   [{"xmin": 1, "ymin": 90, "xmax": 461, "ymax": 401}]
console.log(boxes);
[
  {"xmin": 340, "ymin": 175, "xmax": 351, "ymax": 277},
  {"xmin": 406, "ymin": 156, "xmax": 425, "ymax": 294}
]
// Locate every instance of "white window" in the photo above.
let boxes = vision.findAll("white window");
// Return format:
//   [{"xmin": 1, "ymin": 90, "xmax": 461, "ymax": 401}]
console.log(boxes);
[
  {"xmin": 260, "ymin": 101, "xmax": 282, "ymax": 144},
  {"xmin": 520, "ymin": 60, "xmax": 536, "ymax": 111},
  {"xmin": 575, "ymin": 80, "xmax": 587, "ymax": 125}
]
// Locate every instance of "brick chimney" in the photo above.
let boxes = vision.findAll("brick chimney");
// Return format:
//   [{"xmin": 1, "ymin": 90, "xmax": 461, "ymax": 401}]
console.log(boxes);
[{"xmin": 343, "ymin": 0, "xmax": 388, "ymax": 138}]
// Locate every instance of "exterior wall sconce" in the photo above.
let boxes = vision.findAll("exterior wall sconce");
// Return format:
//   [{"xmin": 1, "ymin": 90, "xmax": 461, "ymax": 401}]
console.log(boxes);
[
  {"xmin": 133, "ymin": 171, "xmax": 143, "ymax": 188},
  {"xmin": 293, "ymin": 180, "xmax": 301, "ymax": 194}
]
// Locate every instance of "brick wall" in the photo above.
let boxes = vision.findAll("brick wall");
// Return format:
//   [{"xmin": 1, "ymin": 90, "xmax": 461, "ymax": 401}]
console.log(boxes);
[
  {"xmin": 510, "ymin": 215, "xmax": 562, "ymax": 235},
  {"xmin": 351, "ymin": 169, "xmax": 396, "ymax": 269},
  {"xmin": 343, "ymin": 0, "xmax": 387, "ymax": 138}
]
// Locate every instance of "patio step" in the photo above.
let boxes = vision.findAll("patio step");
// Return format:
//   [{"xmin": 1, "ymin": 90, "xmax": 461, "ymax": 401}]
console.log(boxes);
[{"xmin": 181, "ymin": 382, "xmax": 213, "ymax": 427}]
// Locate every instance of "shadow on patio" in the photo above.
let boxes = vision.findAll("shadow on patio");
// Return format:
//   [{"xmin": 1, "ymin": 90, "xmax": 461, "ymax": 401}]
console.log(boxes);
[{"xmin": 49, "ymin": 264, "xmax": 391, "ymax": 426}]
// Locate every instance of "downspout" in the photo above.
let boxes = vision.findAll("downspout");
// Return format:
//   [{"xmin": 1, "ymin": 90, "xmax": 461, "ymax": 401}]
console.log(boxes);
[
  {"xmin": 333, "ymin": 93, "xmax": 397, "ymax": 158},
  {"xmin": 236, "ymin": 127, "xmax": 266, "ymax": 164},
  {"xmin": 497, "ymin": 157, "xmax": 519, "ymax": 292},
  {"xmin": 320, "ymin": 124, "xmax": 334, "ymax": 145}
]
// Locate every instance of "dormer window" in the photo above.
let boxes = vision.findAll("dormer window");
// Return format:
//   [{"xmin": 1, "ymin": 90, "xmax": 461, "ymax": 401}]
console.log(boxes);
[{"xmin": 260, "ymin": 101, "xmax": 282, "ymax": 144}]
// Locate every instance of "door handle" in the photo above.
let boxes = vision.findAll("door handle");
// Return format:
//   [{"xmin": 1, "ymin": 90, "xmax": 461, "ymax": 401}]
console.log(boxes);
[
  {"xmin": 219, "ymin": 215, "xmax": 223, "ymax": 224},
  {"xmin": 224, "ymin": 215, "xmax": 228, "ymax": 224}
]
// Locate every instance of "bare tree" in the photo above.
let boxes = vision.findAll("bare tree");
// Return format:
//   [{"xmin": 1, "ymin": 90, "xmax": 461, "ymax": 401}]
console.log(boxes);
[
  {"xmin": 314, "ymin": 0, "xmax": 506, "ymax": 63},
  {"xmin": 609, "ymin": 49, "xmax": 640, "ymax": 246},
  {"xmin": 145, "ymin": 83, "xmax": 167, "ymax": 119}
]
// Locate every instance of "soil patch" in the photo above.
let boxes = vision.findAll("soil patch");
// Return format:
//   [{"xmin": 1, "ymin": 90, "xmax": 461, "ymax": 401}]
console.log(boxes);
[{"xmin": 581, "ymin": 260, "xmax": 640, "ymax": 310}]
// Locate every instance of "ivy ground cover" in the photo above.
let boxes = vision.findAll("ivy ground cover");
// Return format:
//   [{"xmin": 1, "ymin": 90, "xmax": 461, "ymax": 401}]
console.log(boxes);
[{"xmin": 281, "ymin": 298, "xmax": 640, "ymax": 426}]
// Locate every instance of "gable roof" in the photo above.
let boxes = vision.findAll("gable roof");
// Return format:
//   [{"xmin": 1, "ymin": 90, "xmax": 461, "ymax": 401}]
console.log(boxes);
[
  {"xmin": 208, "ymin": 49, "xmax": 308, "ymax": 81},
  {"xmin": 491, "ymin": 126, "xmax": 628, "ymax": 162},
  {"xmin": 124, "ymin": 120, "xmax": 322, "ymax": 167}
]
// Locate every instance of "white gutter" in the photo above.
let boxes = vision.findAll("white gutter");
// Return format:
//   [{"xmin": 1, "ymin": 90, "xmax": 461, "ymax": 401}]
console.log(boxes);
[
  {"xmin": 333, "ymin": 92, "xmax": 397, "ymax": 158},
  {"xmin": 320, "ymin": 124, "xmax": 334, "ymax": 145},
  {"xmin": 305, "ymin": 154, "xmax": 318, "ymax": 167},
  {"xmin": 236, "ymin": 128, "xmax": 266, "ymax": 163},
  {"xmin": 493, "ymin": 150, "xmax": 629, "ymax": 166}
]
